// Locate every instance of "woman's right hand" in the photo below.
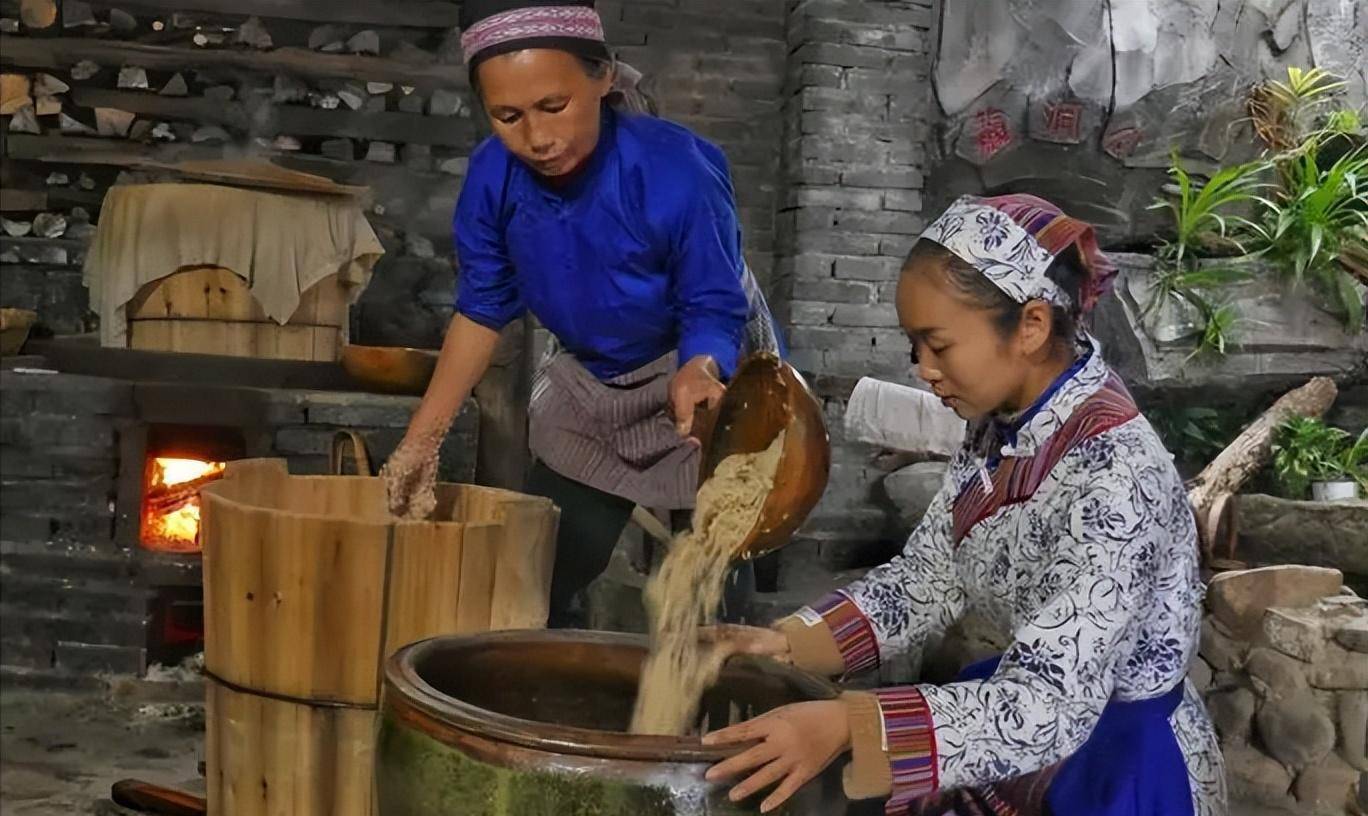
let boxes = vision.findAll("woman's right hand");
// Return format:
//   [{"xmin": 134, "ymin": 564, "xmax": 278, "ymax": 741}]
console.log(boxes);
[
  {"xmin": 381, "ymin": 437, "xmax": 440, "ymax": 520},
  {"xmin": 700, "ymin": 624, "xmax": 792, "ymax": 664}
]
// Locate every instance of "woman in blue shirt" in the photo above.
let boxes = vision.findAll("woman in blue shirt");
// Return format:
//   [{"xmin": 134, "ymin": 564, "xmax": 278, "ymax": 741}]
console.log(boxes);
[{"xmin": 384, "ymin": 0, "xmax": 782, "ymax": 627}]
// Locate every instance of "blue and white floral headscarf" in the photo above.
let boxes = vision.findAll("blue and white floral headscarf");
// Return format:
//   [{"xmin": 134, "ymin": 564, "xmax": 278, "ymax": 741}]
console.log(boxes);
[{"xmin": 920, "ymin": 194, "xmax": 1117, "ymax": 315}]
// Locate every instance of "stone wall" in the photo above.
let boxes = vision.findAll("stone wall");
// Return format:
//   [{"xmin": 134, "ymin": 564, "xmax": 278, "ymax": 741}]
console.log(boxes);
[
  {"xmin": 1201, "ymin": 565, "xmax": 1368, "ymax": 814},
  {"xmin": 0, "ymin": 0, "xmax": 787, "ymax": 351},
  {"xmin": 927, "ymin": 0, "xmax": 1368, "ymax": 246},
  {"xmin": 0, "ymin": 367, "xmax": 476, "ymax": 689}
]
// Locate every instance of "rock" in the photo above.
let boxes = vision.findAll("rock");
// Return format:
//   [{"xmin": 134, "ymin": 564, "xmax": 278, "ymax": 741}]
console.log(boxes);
[
  {"xmin": 1223, "ymin": 743, "xmax": 1296, "ymax": 807},
  {"xmin": 1205, "ymin": 686, "xmax": 1256, "ymax": 745},
  {"xmin": 0, "ymin": 18, "xmax": 18, "ymax": 33},
  {"xmin": 45, "ymin": 172, "xmax": 69, "ymax": 186},
  {"xmin": 1, "ymin": 218, "xmax": 32, "ymax": 237},
  {"xmin": 108, "ymin": 8, "xmax": 136, "ymax": 32},
  {"xmin": 309, "ymin": 92, "xmax": 340, "ymax": 110},
  {"xmin": 308, "ymin": 24, "xmax": 346, "ymax": 52},
  {"xmin": 1257, "ymin": 688, "xmax": 1338, "ymax": 770},
  {"xmin": 236, "ymin": 16, "xmax": 272, "ymax": 49},
  {"xmin": 337, "ymin": 82, "xmax": 366, "ymax": 111},
  {"xmin": 67, "ymin": 222, "xmax": 96, "ymax": 241},
  {"xmin": 31, "ymin": 213, "xmax": 66, "ymax": 238},
  {"xmin": 159, "ymin": 73, "xmax": 188, "ymax": 97},
  {"xmin": 1209, "ymin": 566, "xmax": 1344, "ymax": 640},
  {"xmin": 71, "ymin": 60, "xmax": 100, "ymax": 81},
  {"xmin": 1336, "ymin": 619, "xmax": 1368, "ymax": 654},
  {"xmin": 117, "ymin": 66, "xmax": 149, "ymax": 90},
  {"xmin": 1338, "ymin": 691, "xmax": 1368, "ymax": 771},
  {"xmin": 94, "ymin": 108, "xmax": 135, "ymax": 137},
  {"xmin": 272, "ymin": 75, "xmax": 309, "ymax": 104},
  {"xmin": 1247, "ymin": 647, "xmax": 1310, "ymax": 699},
  {"xmin": 192, "ymin": 32, "xmax": 225, "ymax": 47},
  {"xmin": 364, "ymin": 96, "xmax": 386, "ymax": 113},
  {"xmin": 405, "ymin": 234, "xmax": 434, "ymax": 259},
  {"xmin": 320, "ymin": 139, "xmax": 354, "ymax": 161},
  {"xmin": 1294, "ymin": 752, "xmax": 1359, "ymax": 814},
  {"xmin": 32, "ymin": 73, "xmax": 68, "ymax": 97},
  {"xmin": 271, "ymin": 135, "xmax": 301, "ymax": 152},
  {"xmin": 401, "ymin": 143, "xmax": 432, "ymax": 172},
  {"xmin": 70, "ymin": 207, "xmax": 90, "ymax": 223},
  {"xmin": 204, "ymin": 85, "xmax": 234, "ymax": 103},
  {"xmin": 346, "ymin": 30, "xmax": 379, "ymax": 56},
  {"xmin": 428, "ymin": 89, "xmax": 465, "ymax": 117},
  {"xmin": 398, "ymin": 92, "xmax": 426, "ymax": 114},
  {"xmin": 365, "ymin": 141, "xmax": 396, "ymax": 164},
  {"xmin": 33, "ymin": 95, "xmax": 59, "ymax": 116},
  {"xmin": 1265, "ymin": 607, "xmax": 1327, "ymax": 663},
  {"xmin": 367, "ymin": 82, "xmax": 393, "ymax": 95},
  {"xmin": 391, "ymin": 41, "xmax": 436, "ymax": 65},
  {"xmin": 1237, "ymin": 495, "xmax": 1368, "ymax": 577},
  {"xmin": 191, "ymin": 125, "xmax": 229, "ymax": 144},
  {"xmin": 61, "ymin": 0, "xmax": 96, "ymax": 28},
  {"xmin": 58, "ymin": 112, "xmax": 96, "ymax": 135},
  {"xmin": 150, "ymin": 122, "xmax": 175, "ymax": 141},
  {"xmin": 1191, "ymin": 658, "xmax": 1214, "ymax": 691},
  {"xmin": 128, "ymin": 120, "xmax": 154, "ymax": 141},
  {"xmin": 8, "ymin": 104, "xmax": 39, "ymax": 134},
  {"xmin": 77, "ymin": 173, "xmax": 95, "ymax": 191},
  {"xmin": 1310, "ymin": 645, "xmax": 1368, "ymax": 690},
  {"xmin": 1201, "ymin": 617, "xmax": 1246, "ymax": 672},
  {"xmin": 884, "ymin": 461, "xmax": 947, "ymax": 530}
]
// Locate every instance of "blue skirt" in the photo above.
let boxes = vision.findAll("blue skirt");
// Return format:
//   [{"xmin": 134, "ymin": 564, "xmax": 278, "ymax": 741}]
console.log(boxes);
[{"xmin": 909, "ymin": 656, "xmax": 1194, "ymax": 816}]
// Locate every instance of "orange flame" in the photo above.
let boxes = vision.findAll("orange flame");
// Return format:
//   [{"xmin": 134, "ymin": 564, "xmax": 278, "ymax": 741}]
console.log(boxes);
[{"xmin": 141, "ymin": 457, "xmax": 226, "ymax": 553}]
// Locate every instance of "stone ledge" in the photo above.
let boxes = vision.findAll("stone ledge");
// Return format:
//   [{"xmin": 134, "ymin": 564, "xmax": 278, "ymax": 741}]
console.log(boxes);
[{"xmin": 1237, "ymin": 494, "xmax": 1368, "ymax": 578}]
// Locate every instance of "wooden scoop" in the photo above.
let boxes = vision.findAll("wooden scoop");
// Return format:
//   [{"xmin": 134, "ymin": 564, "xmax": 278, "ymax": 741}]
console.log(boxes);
[{"xmin": 698, "ymin": 353, "xmax": 830, "ymax": 561}]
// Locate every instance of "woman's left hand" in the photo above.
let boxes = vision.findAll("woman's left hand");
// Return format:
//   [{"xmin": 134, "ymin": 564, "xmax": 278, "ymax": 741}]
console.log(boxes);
[
  {"xmin": 702, "ymin": 700, "xmax": 850, "ymax": 813},
  {"xmin": 670, "ymin": 354, "xmax": 725, "ymax": 438}
]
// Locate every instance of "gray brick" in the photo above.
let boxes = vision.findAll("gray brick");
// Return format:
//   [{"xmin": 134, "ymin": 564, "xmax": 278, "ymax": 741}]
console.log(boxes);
[
  {"xmin": 800, "ymin": 86, "xmax": 889, "ymax": 117},
  {"xmin": 785, "ymin": 301, "xmax": 835, "ymax": 326},
  {"xmin": 842, "ymin": 24, "xmax": 926, "ymax": 53},
  {"xmin": 795, "ymin": 135, "xmax": 889, "ymax": 165},
  {"xmin": 880, "ymin": 235, "xmax": 920, "ymax": 258},
  {"xmin": 841, "ymin": 166, "xmax": 924, "ymax": 189},
  {"xmin": 884, "ymin": 190, "xmax": 924, "ymax": 212},
  {"xmin": 791, "ymin": 254, "xmax": 838, "ymax": 279},
  {"xmin": 834, "ymin": 210, "xmax": 925, "ymax": 235},
  {"xmin": 794, "ymin": 231, "xmax": 882, "ymax": 256},
  {"xmin": 792, "ymin": 41, "xmax": 888, "ymax": 69},
  {"xmin": 834, "ymin": 256, "xmax": 902, "ymax": 281},
  {"xmin": 790, "ymin": 187, "xmax": 885, "ymax": 211},
  {"xmin": 798, "ymin": 64, "xmax": 843, "ymax": 88},
  {"xmin": 784, "ymin": 347, "xmax": 824, "ymax": 374},
  {"xmin": 792, "ymin": 279, "xmax": 877, "ymax": 304},
  {"xmin": 55, "ymin": 641, "xmax": 146, "ymax": 676},
  {"xmin": 303, "ymin": 392, "xmax": 418, "ymax": 428},
  {"xmin": 795, "ymin": 207, "xmax": 838, "ymax": 230},
  {"xmin": 832, "ymin": 303, "xmax": 901, "ymax": 328},
  {"xmin": 844, "ymin": 68, "xmax": 911, "ymax": 95}
]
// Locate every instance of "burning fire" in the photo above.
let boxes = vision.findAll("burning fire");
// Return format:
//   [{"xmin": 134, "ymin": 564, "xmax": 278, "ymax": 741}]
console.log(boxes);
[{"xmin": 141, "ymin": 456, "xmax": 226, "ymax": 552}]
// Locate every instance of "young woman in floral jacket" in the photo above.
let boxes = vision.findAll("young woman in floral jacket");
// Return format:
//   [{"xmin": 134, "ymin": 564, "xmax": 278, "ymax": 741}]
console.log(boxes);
[{"xmin": 705, "ymin": 194, "xmax": 1226, "ymax": 816}]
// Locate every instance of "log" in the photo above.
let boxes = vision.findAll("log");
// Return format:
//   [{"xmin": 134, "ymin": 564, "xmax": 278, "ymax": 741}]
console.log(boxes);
[
  {"xmin": 0, "ymin": 72, "xmax": 30, "ymax": 115},
  {"xmin": 19, "ymin": 0, "xmax": 56, "ymax": 29},
  {"xmin": 84, "ymin": 0, "xmax": 461, "ymax": 28},
  {"xmin": 1187, "ymin": 376, "xmax": 1339, "ymax": 557},
  {"xmin": 0, "ymin": 34, "xmax": 468, "ymax": 92}
]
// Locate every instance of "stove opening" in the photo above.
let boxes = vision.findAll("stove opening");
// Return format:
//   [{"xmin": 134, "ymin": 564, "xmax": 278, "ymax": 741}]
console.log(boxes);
[{"xmin": 139, "ymin": 425, "xmax": 243, "ymax": 553}]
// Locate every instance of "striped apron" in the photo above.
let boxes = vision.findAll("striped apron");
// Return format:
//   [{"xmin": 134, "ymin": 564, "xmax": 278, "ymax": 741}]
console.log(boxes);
[{"xmin": 528, "ymin": 264, "xmax": 782, "ymax": 510}]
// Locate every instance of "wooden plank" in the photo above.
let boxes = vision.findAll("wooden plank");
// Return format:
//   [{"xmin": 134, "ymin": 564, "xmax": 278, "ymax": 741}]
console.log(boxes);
[
  {"xmin": 85, "ymin": 0, "xmax": 460, "ymax": 29},
  {"xmin": 128, "ymin": 319, "xmax": 342, "ymax": 362},
  {"xmin": 488, "ymin": 499, "xmax": 558, "ymax": 630},
  {"xmin": 70, "ymin": 87, "xmax": 478, "ymax": 147},
  {"xmin": 0, "ymin": 34, "xmax": 469, "ymax": 92},
  {"xmin": 384, "ymin": 521, "xmax": 464, "ymax": 654},
  {"xmin": 4, "ymin": 132, "xmax": 227, "ymax": 166},
  {"xmin": 0, "ymin": 188, "xmax": 46, "ymax": 211}
]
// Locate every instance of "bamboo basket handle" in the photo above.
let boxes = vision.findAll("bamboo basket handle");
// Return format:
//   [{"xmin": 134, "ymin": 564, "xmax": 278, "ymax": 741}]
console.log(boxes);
[{"xmin": 330, "ymin": 430, "xmax": 373, "ymax": 476}]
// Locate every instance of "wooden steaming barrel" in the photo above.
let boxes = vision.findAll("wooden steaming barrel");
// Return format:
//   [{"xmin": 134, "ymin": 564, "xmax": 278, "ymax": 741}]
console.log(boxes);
[
  {"xmin": 200, "ymin": 459, "xmax": 559, "ymax": 816},
  {"xmin": 126, "ymin": 266, "xmax": 351, "ymax": 362}
]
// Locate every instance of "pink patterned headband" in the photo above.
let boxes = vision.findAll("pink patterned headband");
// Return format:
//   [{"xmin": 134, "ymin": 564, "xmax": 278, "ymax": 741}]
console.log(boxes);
[{"xmin": 460, "ymin": 6, "xmax": 606, "ymax": 66}]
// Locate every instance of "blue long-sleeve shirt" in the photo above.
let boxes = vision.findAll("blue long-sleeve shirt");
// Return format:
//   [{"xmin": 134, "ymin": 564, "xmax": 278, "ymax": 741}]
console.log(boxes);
[{"xmin": 453, "ymin": 108, "xmax": 753, "ymax": 380}]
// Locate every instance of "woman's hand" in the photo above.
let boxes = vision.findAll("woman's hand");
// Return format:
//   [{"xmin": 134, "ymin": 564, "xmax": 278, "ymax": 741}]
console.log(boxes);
[
  {"xmin": 670, "ymin": 354, "xmax": 725, "ymax": 438},
  {"xmin": 703, "ymin": 700, "xmax": 851, "ymax": 813},
  {"xmin": 380, "ymin": 436, "xmax": 440, "ymax": 520},
  {"xmin": 699, "ymin": 624, "xmax": 792, "ymax": 664}
]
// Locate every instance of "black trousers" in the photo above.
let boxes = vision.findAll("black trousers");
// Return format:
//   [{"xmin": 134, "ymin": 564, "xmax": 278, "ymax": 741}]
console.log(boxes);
[{"xmin": 525, "ymin": 461, "xmax": 754, "ymax": 629}]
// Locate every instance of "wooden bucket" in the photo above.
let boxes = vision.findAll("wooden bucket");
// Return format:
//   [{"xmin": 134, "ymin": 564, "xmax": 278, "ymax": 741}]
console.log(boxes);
[
  {"xmin": 199, "ymin": 459, "xmax": 559, "ymax": 816},
  {"xmin": 126, "ymin": 266, "xmax": 350, "ymax": 362}
]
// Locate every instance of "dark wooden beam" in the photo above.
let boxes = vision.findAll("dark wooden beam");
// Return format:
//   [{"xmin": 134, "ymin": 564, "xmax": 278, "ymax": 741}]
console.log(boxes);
[
  {"xmin": 5, "ymin": 133, "xmax": 225, "ymax": 165},
  {"xmin": 83, "ymin": 0, "xmax": 461, "ymax": 29},
  {"xmin": 69, "ymin": 87, "xmax": 478, "ymax": 147},
  {"xmin": 0, "ymin": 35, "xmax": 468, "ymax": 92},
  {"xmin": 0, "ymin": 188, "xmax": 47, "ymax": 211}
]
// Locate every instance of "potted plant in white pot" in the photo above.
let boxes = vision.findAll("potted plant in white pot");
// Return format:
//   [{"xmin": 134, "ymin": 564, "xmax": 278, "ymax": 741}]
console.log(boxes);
[{"xmin": 1273, "ymin": 417, "xmax": 1367, "ymax": 502}]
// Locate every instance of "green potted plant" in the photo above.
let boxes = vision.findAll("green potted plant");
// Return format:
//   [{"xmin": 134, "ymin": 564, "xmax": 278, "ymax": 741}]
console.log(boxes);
[{"xmin": 1273, "ymin": 417, "xmax": 1367, "ymax": 501}]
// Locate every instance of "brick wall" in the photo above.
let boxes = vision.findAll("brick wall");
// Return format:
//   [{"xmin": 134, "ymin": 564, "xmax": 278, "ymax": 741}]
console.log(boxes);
[{"xmin": 768, "ymin": 0, "xmax": 939, "ymax": 587}]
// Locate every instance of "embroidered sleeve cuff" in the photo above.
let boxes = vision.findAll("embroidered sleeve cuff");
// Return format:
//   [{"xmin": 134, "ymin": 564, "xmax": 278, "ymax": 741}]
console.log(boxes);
[
  {"xmin": 873, "ymin": 686, "xmax": 940, "ymax": 811},
  {"xmin": 841, "ymin": 691, "xmax": 893, "ymax": 800},
  {"xmin": 809, "ymin": 591, "xmax": 881, "ymax": 676},
  {"xmin": 775, "ymin": 616, "xmax": 844, "ymax": 677}
]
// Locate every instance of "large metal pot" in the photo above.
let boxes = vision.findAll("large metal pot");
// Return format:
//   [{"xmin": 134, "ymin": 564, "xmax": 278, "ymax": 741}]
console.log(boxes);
[{"xmin": 376, "ymin": 630, "xmax": 848, "ymax": 815}]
